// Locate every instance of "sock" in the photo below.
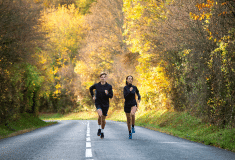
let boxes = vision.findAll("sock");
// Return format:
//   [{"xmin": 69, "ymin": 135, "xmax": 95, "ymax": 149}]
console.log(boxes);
[
  {"xmin": 132, "ymin": 125, "xmax": 134, "ymax": 128},
  {"xmin": 101, "ymin": 129, "xmax": 104, "ymax": 133},
  {"xmin": 129, "ymin": 130, "xmax": 131, "ymax": 134},
  {"xmin": 98, "ymin": 125, "xmax": 101, "ymax": 129}
]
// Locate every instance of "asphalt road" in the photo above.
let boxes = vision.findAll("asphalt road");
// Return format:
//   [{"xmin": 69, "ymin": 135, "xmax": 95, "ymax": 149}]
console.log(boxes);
[{"xmin": 0, "ymin": 120, "xmax": 235, "ymax": 160}]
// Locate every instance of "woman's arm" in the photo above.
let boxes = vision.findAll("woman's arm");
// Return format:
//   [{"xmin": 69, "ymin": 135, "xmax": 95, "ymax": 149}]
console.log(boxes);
[{"xmin": 136, "ymin": 87, "xmax": 141, "ymax": 101}]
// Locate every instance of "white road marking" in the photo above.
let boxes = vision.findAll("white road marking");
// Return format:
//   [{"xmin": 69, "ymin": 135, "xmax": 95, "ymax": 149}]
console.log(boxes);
[
  {"xmin": 86, "ymin": 149, "xmax": 92, "ymax": 157},
  {"xmin": 86, "ymin": 121, "xmax": 93, "ymax": 158},
  {"xmin": 86, "ymin": 142, "xmax": 91, "ymax": 148},
  {"xmin": 86, "ymin": 137, "xmax": 91, "ymax": 141}
]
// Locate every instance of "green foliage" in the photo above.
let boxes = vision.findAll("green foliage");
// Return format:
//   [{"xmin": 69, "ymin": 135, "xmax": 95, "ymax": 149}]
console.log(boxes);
[
  {"xmin": 0, "ymin": 63, "xmax": 43, "ymax": 125},
  {"xmin": 19, "ymin": 63, "xmax": 44, "ymax": 114},
  {"xmin": 206, "ymin": 32, "xmax": 235, "ymax": 127},
  {"xmin": 76, "ymin": 0, "xmax": 96, "ymax": 15}
]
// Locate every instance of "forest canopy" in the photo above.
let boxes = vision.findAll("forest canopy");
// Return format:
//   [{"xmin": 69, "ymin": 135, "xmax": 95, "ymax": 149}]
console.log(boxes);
[{"xmin": 0, "ymin": 0, "xmax": 234, "ymax": 128}]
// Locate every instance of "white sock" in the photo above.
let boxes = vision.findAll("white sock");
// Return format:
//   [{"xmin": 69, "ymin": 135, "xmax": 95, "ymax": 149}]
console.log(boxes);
[
  {"xmin": 101, "ymin": 129, "xmax": 104, "ymax": 133},
  {"xmin": 98, "ymin": 125, "xmax": 101, "ymax": 129}
]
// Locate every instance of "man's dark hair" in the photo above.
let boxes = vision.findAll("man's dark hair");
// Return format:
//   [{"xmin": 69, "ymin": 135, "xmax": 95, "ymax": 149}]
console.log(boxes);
[
  {"xmin": 126, "ymin": 75, "xmax": 133, "ymax": 85},
  {"xmin": 100, "ymin": 72, "xmax": 107, "ymax": 77}
]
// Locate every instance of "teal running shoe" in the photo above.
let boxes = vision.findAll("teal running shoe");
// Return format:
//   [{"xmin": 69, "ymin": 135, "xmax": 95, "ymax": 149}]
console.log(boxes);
[
  {"xmin": 129, "ymin": 132, "xmax": 132, "ymax": 139},
  {"xmin": 132, "ymin": 127, "xmax": 135, "ymax": 133}
]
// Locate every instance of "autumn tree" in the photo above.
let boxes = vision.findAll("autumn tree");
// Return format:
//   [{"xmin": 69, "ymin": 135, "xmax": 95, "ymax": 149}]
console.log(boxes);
[
  {"xmin": 190, "ymin": 0, "xmax": 235, "ymax": 127},
  {"xmin": 0, "ymin": 0, "xmax": 45, "ymax": 124},
  {"xmin": 75, "ymin": 0, "xmax": 133, "ymax": 109},
  {"xmin": 122, "ymin": 0, "xmax": 235, "ymax": 127},
  {"xmin": 38, "ymin": 4, "xmax": 88, "ymax": 113},
  {"xmin": 123, "ymin": 0, "xmax": 172, "ymax": 111}
]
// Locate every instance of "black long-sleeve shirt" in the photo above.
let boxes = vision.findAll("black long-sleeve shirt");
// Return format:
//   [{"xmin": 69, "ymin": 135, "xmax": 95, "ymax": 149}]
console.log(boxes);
[
  {"xmin": 124, "ymin": 84, "xmax": 141, "ymax": 107},
  {"xmin": 89, "ymin": 82, "xmax": 113, "ymax": 107}
]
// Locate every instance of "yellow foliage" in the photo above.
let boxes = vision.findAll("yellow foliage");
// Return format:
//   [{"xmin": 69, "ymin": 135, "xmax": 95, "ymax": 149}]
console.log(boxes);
[
  {"xmin": 37, "ymin": 3, "xmax": 89, "ymax": 100},
  {"xmin": 55, "ymin": 76, "xmax": 61, "ymax": 80},
  {"xmin": 137, "ymin": 54, "xmax": 171, "ymax": 110},
  {"xmin": 54, "ymin": 89, "xmax": 61, "ymax": 95},
  {"xmin": 123, "ymin": 0, "xmax": 172, "ymax": 110},
  {"xmin": 74, "ymin": 61, "xmax": 88, "ymax": 75},
  {"xmin": 39, "ymin": 4, "xmax": 88, "ymax": 59},
  {"xmin": 55, "ymin": 83, "xmax": 61, "ymax": 89}
]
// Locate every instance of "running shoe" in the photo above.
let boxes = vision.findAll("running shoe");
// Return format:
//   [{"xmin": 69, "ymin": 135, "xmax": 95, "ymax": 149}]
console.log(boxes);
[
  {"xmin": 97, "ymin": 129, "xmax": 101, "ymax": 136},
  {"xmin": 129, "ymin": 132, "xmax": 132, "ymax": 139},
  {"xmin": 100, "ymin": 133, "xmax": 104, "ymax": 139},
  {"xmin": 132, "ymin": 127, "xmax": 135, "ymax": 133}
]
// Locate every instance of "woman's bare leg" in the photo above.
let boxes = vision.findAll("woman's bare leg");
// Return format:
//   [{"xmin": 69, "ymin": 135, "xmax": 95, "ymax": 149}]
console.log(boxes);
[
  {"xmin": 132, "ymin": 114, "xmax": 135, "ymax": 126},
  {"xmin": 125, "ymin": 113, "xmax": 132, "ymax": 131}
]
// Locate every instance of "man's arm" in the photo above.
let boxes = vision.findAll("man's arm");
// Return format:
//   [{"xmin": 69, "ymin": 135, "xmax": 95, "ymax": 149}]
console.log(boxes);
[
  {"xmin": 89, "ymin": 84, "xmax": 96, "ymax": 98},
  {"xmin": 106, "ymin": 85, "xmax": 113, "ymax": 98}
]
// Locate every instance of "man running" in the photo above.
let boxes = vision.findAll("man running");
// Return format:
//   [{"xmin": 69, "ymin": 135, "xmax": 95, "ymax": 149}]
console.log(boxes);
[{"xmin": 89, "ymin": 72, "xmax": 113, "ymax": 139}]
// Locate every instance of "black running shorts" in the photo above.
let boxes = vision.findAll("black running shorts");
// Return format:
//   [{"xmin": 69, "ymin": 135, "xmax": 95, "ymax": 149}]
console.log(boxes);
[
  {"xmin": 124, "ymin": 107, "xmax": 131, "ymax": 113},
  {"xmin": 124, "ymin": 105, "xmax": 137, "ymax": 113},
  {"xmin": 96, "ymin": 105, "xmax": 109, "ymax": 116}
]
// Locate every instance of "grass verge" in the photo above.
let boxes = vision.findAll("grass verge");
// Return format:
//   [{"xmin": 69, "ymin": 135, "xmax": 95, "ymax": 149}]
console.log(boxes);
[
  {"xmin": 39, "ymin": 111, "xmax": 97, "ymax": 120},
  {"xmin": 0, "ymin": 113, "xmax": 57, "ymax": 140},
  {"xmin": 126, "ymin": 109, "xmax": 235, "ymax": 153},
  {"xmin": 39, "ymin": 109, "xmax": 235, "ymax": 153}
]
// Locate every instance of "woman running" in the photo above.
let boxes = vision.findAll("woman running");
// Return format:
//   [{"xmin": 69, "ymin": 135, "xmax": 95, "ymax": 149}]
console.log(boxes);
[
  {"xmin": 123, "ymin": 75, "xmax": 141, "ymax": 139},
  {"xmin": 89, "ymin": 72, "xmax": 113, "ymax": 139}
]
